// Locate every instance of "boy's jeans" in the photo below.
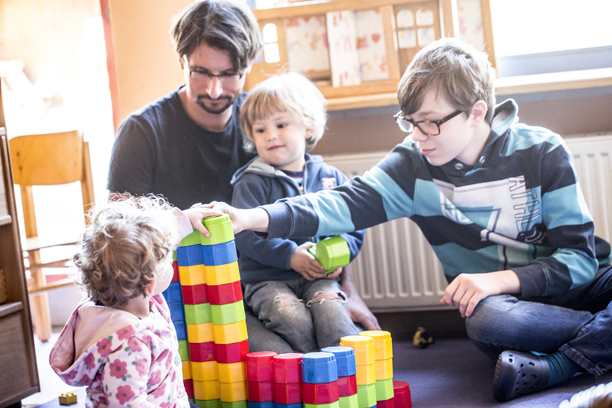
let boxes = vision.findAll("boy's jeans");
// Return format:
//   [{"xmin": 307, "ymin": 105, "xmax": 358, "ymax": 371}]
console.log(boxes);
[
  {"xmin": 244, "ymin": 278, "xmax": 360, "ymax": 353},
  {"xmin": 466, "ymin": 265, "xmax": 612, "ymax": 377}
]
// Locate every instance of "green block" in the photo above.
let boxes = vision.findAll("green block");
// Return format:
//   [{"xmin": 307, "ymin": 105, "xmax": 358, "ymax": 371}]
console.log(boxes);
[
  {"xmin": 211, "ymin": 300, "xmax": 246, "ymax": 325},
  {"xmin": 339, "ymin": 394, "xmax": 359, "ymax": 408},
  {"xmin": 196, "ymin": 400, "xmax": 221, "ymax": 408},
  {"xmin": 184, "ymin": 303, "xmax": 212, "ymax": 324},
  {"xmin": 201, "ymin": 214, "xmax": 234, "ymax": 246},
  {"xmin": 219, "ymin": 400, "xmax": 248, "ymax": 408},
  {"xmin": 308, "ymin": 236, "xmax": 350, "ymax": 274},
  {"xmin": 178, "ymin": 340, "xmax": 190, "ymax": 361},
  {"xmin": 181, "ymin": 229, "xmax": 203, "ymax": 247},
  {"xmin": 304, "ymin": 402, "xmax": 340, "ymax": 408},
  {"xmin": 357, "ymin": 384, "xmax": 376, "ymax": 408},
  {"xmin": 375, "ymin": 378, "xmax": 394, "ymax": 401},
  {"xmin": 172, "ymin": 250, "xmax": 177, "ymax": 262}
]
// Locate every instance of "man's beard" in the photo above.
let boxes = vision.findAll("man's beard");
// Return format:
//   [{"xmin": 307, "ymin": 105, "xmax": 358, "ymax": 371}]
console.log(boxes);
[{"xmin": 194, "ymin": 94, "xmax": 234, "ymax": 115}]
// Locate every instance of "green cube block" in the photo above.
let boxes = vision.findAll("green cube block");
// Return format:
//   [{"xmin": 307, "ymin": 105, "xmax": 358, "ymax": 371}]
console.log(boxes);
[
  {"xmin": 211, "ymin": 300, "xmax": 246, "ymax": 325},
  {"xmin": 357, "ymin": 384, "xmax": 376, "ymax": 408},
  {"xmin": 184, "ymin": 303, "xmax": 212, "ymax": 324},
  {"xmin": 308, "ymin": 236, "xmax": 350, "ymax": 274},
  {"xmin": 375, "ymin": 378, "xmax": 394, "ymax": 401},
  {"xmin": 220, "ymin": 400, "xmax": 248, "ymax": 408},
  {"xmin": 196, "ymin": 400, "xmax": 221, "ymax": 408},
  {"xmin": 181, "ymin": 229, "xmax": 203, "ymax": 247},
  {"xmin": 178, "ymin": 340, "xmax": 190, "ymax": 361},
  {"xmin": 339, "ymin": 394, "xmax": 359, "ymax": 408},
  {"xmin": 201, "ymin": 215, "xmax": 234, "ymax": 246},
  {"xmin": 304, "ymin": 402, "xmax": 340, "ymax": 408},
  {"xmin": 172, "ymin": 250, "xmax": 177, "ymax": 262}
]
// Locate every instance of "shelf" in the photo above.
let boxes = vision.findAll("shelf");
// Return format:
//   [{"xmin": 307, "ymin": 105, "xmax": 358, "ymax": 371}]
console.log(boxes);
[
  {"xmin": 0, "ymin": 301, "xmax": 23, "ymax": 319},
  {"xmin": 326, "ymin": 68, "xmax": 612, "ymax": 111}
]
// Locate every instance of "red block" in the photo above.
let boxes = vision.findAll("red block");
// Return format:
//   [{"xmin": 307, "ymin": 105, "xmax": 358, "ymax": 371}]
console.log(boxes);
[
  {"xmin": 302, "ymin": 381, "xmax": 339, "ymax": 404},
  {"xmin": 208, "ymin": 280, "xmax": 243, "ymax": 305},
  {"xmin": 273, "ymin": 353, "xmax": 303, "ymax": 384},
  {"xmin": 246, "ymin": 351, "xmax": 277, "ymax": 382},
  {"xmin": 215, "ymin": 339, "xmax": 249, "ymax": 364},
  {"xmin": 337, "ymin": 374, "xmax": 357, "ymax": 397},
  {"xmin": 378, "ymin": 398, "xmax": 396, "ymax": 408},
  {"xmin": 184, "ymin": 379, "xmax": 194, "ymax": 399},
  {"xmin": 274, "ymin": 382, "xmax": 301, "ymax": 404},
  {"xmin": 181, "ymin": 283, "xmax": 208, "ymax": 305},
  {"xmin": 393, "ymin": 381, "xmax": 412, "ymax": 408},
  {"xmin": 247, "ymin": 380, "xmax": 274, "ymax": 402},
  {"xmin": 189, "ymin": 341, "xmax": 215, "ymax": 362},
  {"xmin": 172, "ymin": 261, "xmax": 180, "ymax": 282}
]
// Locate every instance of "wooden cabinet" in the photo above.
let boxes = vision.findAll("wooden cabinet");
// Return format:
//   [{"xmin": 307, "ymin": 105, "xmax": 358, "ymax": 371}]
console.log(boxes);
[{"xmin": 0, "ymin": 82, "xmax": 40, "ymax": 407}]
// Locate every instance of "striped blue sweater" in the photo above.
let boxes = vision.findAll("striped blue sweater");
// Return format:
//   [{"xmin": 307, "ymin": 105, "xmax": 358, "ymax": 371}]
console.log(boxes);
[{"xmin": 261, "ymin": 99, "xmax": 605, "ymax": 298}]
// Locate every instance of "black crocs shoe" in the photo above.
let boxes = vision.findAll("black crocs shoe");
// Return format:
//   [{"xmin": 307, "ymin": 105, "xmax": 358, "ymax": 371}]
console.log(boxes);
[{"xmin": 493, "ymin": 350, "xmax": 551, "ymax": 402}]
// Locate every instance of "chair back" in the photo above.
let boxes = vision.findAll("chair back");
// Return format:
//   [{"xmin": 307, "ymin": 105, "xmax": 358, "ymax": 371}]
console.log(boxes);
[{"xmin": 9, "ymin": 130, "xmax": 94, "ymax": 238}]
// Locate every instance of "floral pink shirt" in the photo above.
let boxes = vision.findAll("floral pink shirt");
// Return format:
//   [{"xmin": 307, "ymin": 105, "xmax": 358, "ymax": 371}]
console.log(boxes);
[{"xmin": 50, "ymin": 295, "xmax": 189, "ymax": 408}]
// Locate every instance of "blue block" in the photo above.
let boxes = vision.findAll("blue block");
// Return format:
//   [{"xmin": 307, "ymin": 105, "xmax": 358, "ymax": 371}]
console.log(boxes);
[
  {"xmin": 164, "ymin": 281, "xmax": 182, "ymax": 302},
  {"xmin": 177, "ymin": 245, "xmax": 204, "ymax": 266},
  {"xmin": 302, "ymin": 352, "xmax": 337, "ymax": 384},
  {"xmin": 173, "ymin": 320, "xmax": 187, "ymax": 341},
  {"xmin": 274, "ymin": 405, "xmax": 300, "ymax": 408},
  {"xmin": 168, "ymin": 301, "xmax": 185, "ymax": 321},
  {"xmin": 321, "ymin": 346, "xmax": 357, "ymax": 377},
  {"xmin": 201, "ymin": 240, "xmax": 237, "ymax": 266},
  {"xmin": 248, "ymin": 402, "xmax": 276, "ymax": 408}
]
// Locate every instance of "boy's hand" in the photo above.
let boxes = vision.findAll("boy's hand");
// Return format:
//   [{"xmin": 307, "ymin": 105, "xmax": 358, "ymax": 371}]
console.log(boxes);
[
  {"xmin": 440, "ymin": 270, "xmax": 521, "ymax": 318},
  {"xmin": 290, "ymin": 242, "xmax": 327, "ymax": 281},
  {"xmin": 208, "ymin": 201, "xmax": 270, "ymax": 234},
  {"xmin": 326, "ymin": 267, "xmax": 343, "ymax": 279},
  {"xmin": 183, "ymin": 204, "xmax": 224, "ymax": 237}
]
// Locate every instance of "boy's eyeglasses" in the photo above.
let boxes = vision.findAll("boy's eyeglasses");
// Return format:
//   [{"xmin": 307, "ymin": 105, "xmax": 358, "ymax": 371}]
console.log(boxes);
[{"xmin": 393, "ymin": 109, "xmax": 463, "ymax": 136}]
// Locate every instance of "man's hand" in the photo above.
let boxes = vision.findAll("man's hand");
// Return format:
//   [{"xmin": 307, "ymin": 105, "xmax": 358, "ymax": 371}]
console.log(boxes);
[
  {"xmin": 290, "ymin": 242, "xmax": 327, "ymax": 281},
  {"xmin": 440, "ymin": 270, "xmax": 521, "ymax": 318},
  {"xmin": 341, "ymin": 264, "xmax": 381, "ymax": 330}
]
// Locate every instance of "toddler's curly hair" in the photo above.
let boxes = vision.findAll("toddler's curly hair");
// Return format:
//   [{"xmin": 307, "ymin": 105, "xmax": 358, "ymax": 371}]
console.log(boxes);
[{"xmin": 74, "ymin": 195, "xmax": 178, "ymax": 308}]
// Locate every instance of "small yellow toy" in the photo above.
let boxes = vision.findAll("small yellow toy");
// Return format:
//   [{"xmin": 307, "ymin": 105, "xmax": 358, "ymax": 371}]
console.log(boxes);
[{"xmin": 59, "ymin": 392, "xmax": 77, "ymax": 405}]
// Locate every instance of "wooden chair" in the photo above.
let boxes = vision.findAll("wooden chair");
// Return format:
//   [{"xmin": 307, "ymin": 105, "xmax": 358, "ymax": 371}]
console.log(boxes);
[{"xmin": 9, "ymin": 130, "xmax": 94, "ymax": 342}]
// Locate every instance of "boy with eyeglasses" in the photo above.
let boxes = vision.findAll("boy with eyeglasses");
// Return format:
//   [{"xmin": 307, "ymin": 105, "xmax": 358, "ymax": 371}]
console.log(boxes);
[
  {"xmin": 106, "ymin": 0, "xmax": 380, "ymax": 354},
  {"xmin": 208, "ymin": 37, "xmax": 612, "ymax": 401}
]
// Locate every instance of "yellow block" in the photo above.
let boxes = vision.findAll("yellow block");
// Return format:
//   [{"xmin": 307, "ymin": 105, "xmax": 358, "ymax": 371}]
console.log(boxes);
[
  {"xmin": 192, "ymin": 360, "xmax": 218, "ymax": 381},
  {"xmin": 375, "ymin": 358, "xmax": 393, "ymax": 381},
  {"xmin": 218, "ymin": 361, "xmax": 246, "ymax": 383},
  {"xmin": 194, "ymin": 379, "xmax": 220, "ymax": 400},
  {"xmin": 340, "ymin": 335, "xmax": 375, "ymax": 365},
  {"xmin": 360, "ymin": 330, "xmax": 393, "ymax": 360},
  {"xmin": 205, "ymin": 261, "xmax": 240, "ymax": 285},
  {"xmin": 183, "ymin": 360, "xmax": 192, "ymax": 380},
  {"xmin": 188, "ymin": 322, "xmax": 214, "ymax": 343},
  {"xmin": 179, "ymin": 264, "xmax": 206, "ymax": 285},
  {"xmin": 219, "ymin": 380, "xmax": 247, "ymax": 402},
  {"xmin": 355, "ymin": 363, "xmax": 376, "ymax": 385},
  {"xmin": 213, "ymin": 320, "xmax": 248, "ymax": 344}
]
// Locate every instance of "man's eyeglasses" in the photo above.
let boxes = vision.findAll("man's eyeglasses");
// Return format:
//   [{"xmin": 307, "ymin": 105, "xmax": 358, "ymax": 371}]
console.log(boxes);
[
  {"xmin": 394, "ymin": 109, "xmax": 463, "ymax": 136},
  {"xmin": 185, "ymin": 60, "xmax": 243, "ymax": 85}
]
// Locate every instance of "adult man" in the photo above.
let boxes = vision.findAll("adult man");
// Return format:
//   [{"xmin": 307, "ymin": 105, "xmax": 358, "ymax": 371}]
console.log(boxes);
[{"xmin": 107, "ymin": 0, "xmax": 379, "ymax": 352}]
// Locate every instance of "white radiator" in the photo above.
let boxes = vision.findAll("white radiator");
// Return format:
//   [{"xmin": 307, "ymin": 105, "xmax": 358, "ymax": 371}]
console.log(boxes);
[{"xmin": 324, "ymin": 135, "xmax": 612, "ymax": 312}]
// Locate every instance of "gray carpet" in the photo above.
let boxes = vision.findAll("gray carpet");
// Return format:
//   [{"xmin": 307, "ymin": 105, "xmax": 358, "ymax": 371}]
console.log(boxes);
[{"xmin": 393, "ymin": 337, "xmax": 612, "ymax": 407}]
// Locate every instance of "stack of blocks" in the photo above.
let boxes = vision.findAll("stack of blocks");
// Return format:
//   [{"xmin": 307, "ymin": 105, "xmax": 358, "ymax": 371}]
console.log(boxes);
[
  {"xmin": 321, "ymin": 347, "xmax": 359, "ymax": 408},
  {"xmin": 163, "ymin": 215, "xmax": 249, "ymax": 408},
  {"xmin": 360, "ymin": 331, "xmax": 394, "ymax": 407},
  {"xmin": 246, "ymin": 351, "xmax": 276, "ymax": 407},
  {"xmin": 273, "ymin": 353, "xmax": 304, "ymax": 408},
  {"xmin": 340, "ymin": 336, "xmax": 376, "ymax": 408},
  {"xmin": 302, "ymin": 352, "xmax": 340, "ymax": 408}
]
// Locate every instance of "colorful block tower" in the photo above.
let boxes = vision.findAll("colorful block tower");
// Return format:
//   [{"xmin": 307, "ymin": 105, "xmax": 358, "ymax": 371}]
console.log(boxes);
[
  {"xmin": 321, "ymin": 346, "xmax": 359, "ymax": 408},
  {"xmin": 302, "ymin": 352, "xmax": 340, "ymax": 408},
  {"xmin": 164, "ymin": 215, "xmax": 249, "ymax": 408},
  {"xmin": 360, "ymin": 331, "xmax": 394, "ymax": 407},
  {"xmin": 340, "ymin": 336, "xmax": 376, "ymax": 408}
]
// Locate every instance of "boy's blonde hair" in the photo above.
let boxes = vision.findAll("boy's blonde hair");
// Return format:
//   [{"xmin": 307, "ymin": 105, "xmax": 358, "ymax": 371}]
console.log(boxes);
[
  {"xmin": 74, "ymin": 196, "xmax": 178, "ymax": 308},
  {"xmin": 398, "ymin": 38, "xmax": 495, "ymax": 124},
  {"xmin": 240, "ymin": 72, "xmax": 327, "ymax": 152}
]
